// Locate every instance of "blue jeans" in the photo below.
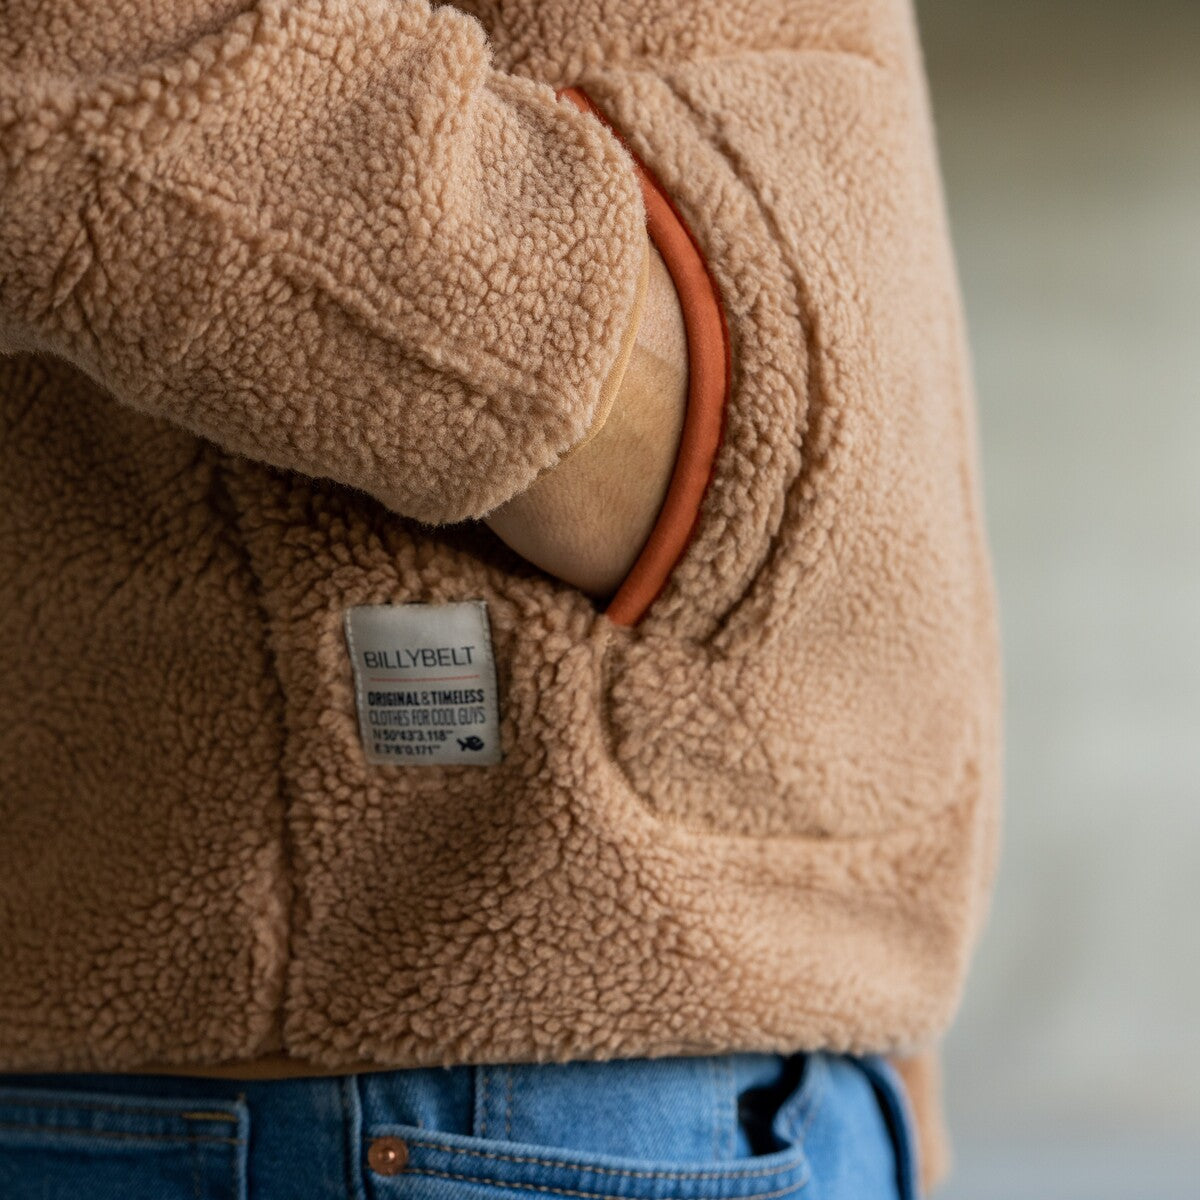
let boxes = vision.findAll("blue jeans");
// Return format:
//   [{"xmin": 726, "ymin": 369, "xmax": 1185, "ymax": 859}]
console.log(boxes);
[{"xmin": 0, "ymin": 1051, "xmax": 919, "ymax": 1199}]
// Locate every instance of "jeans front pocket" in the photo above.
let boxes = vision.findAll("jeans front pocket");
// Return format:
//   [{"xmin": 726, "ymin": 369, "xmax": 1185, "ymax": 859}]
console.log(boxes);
[
  {"xmin": 780, "ymin": 1056, "xmax": 920, "ymax": 1200},
  {"xmin": 360, "ymin": 1053, "xmax": 815, "ymax": 1200},
  {"xmin": 0, "ymin": 1083, "xmax": 248, "ymax": 1200}
]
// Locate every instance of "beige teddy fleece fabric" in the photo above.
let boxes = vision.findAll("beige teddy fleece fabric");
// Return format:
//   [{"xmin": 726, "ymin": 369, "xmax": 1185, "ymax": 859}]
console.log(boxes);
[{"xmin": 0, "ymin": 1, "xmax": 1002, "ymax": 1192}]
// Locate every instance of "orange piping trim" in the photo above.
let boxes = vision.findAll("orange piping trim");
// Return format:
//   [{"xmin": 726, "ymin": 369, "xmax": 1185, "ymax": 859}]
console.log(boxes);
[{"xmin": 556, "ymin": 86, "xmax": 731, "ymax": 628}]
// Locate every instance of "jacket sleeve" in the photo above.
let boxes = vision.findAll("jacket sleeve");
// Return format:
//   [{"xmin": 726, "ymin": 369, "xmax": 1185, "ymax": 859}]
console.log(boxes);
[{"xmin": 0, "ymin": 0, "xmax": 649, "ymax": 525}]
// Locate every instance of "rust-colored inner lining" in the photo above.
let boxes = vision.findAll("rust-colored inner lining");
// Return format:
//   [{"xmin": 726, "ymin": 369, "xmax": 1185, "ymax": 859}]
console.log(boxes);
[{"xmin": 557, "ymin": 86, "xmax": 731, "ymax": 628}]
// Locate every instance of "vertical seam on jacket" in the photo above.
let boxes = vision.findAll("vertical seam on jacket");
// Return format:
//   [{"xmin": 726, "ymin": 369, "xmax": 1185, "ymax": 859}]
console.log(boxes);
[
  {"xmin": 655, "ymin": 74, "xmax": 839, "ymax": 648},
  {"xmin": 206, "ymin": 450, "xmax": 296, "ymax": 1059}
]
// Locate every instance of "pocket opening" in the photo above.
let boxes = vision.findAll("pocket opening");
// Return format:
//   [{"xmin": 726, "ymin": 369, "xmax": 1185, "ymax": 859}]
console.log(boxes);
[
  {"xmin": 556, "ymin": 86, "xmax": 732, "ymax": 631},
  {"xmin": 361, "ymin": 1127, "xmax": 810, "ymax": 1200},
  {"xmin": 736, "ymin": 1054, "xmax": 809, "ymax": 1157}
]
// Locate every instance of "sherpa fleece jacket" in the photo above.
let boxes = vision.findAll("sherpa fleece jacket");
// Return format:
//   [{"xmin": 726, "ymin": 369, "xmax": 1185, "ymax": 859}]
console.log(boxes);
[{"xmin": 0, "ymin": 0, "xmax": 1002, "ymax": 1192}]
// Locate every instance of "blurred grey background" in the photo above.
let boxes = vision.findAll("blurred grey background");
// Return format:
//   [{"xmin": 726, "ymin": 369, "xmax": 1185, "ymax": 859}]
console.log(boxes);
[{"xmin": 914, "ymin": 1, "xmax": 1200, "ymax": 1196}]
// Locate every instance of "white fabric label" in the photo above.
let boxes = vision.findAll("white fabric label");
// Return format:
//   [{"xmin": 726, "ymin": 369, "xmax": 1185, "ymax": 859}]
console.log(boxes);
[{"xmin": 344, "ymin": 602, "xmax": 502, "ymax": 767}]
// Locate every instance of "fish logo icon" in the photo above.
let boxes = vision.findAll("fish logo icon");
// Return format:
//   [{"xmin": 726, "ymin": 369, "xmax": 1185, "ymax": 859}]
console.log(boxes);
[{"xmin": 458, "ymin": 736, "xmax": 486, "ymax": 752}]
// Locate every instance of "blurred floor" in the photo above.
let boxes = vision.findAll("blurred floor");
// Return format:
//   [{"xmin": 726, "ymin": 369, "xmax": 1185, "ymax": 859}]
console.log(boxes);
[{"xmin": 914, "ymin": 1, "xmax": 1200, "ymax": 1196}]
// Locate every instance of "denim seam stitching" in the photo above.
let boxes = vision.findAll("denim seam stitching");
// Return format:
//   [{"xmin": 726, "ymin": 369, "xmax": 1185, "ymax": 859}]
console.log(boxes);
[
  {"xmin": 233, "ymin": 1096, "xmax": 251, "ymax": 1200},
  {"xmin": 0, "ymin": 1120, "xmax": 244, "ymax": 1146},
  {"xmin": 344, "ymin": 1075, "xmax": 368, "ymax": 1200},
  {"xmin": 399, "ymin": 1164, "xmax": 808, "ymax": 1200},
  {"xmin": 381, "ymin": 1136, "xmax": 806, "ymax": 1181},
  {"xmin": 715, "ymin": 1055, "xmax": 733, "ymax": 1160},
  {"xmin": 0, "ymin": 1094, "xmax": 239, "ymax": 1122}
]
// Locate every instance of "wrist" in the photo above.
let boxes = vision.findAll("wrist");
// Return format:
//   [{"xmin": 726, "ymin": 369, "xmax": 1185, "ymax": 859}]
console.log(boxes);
[
  {"xmin": 482, "ymin": 234, "xmax": 689, "ymax": 597},
  {"xmin": 556, "ymin": 227, "xmax": 652, "ymax": 468}
]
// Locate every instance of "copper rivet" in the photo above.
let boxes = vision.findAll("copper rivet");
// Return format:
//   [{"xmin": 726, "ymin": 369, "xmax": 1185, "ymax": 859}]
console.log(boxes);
[{"xmin": 367, "ymin": 1136, "xmax": 409, "ymax": 1175}]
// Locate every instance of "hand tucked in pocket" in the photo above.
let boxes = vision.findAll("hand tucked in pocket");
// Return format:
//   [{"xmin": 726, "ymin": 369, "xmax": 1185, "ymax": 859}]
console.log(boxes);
[{"xmin": 483, "ymin": 234, "xmax": 688, "ymax": 598}]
